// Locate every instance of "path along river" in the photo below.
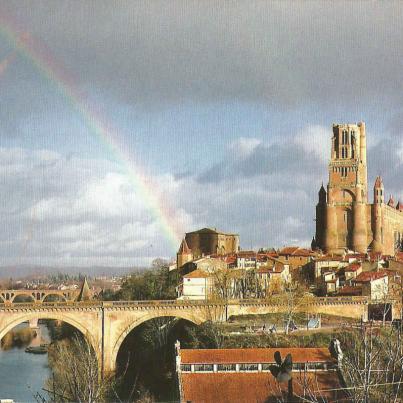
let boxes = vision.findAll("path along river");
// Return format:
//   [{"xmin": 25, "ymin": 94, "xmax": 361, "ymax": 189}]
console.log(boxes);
[{"xmin": 0, "ymin": 323, "xmax": 51, "ymax": 402}]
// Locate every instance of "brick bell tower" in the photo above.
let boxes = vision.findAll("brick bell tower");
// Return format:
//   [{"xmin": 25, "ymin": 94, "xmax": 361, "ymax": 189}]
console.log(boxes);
[{"xmin": 316, "ymin": 122, "xmax": 369, "ymax": 254}]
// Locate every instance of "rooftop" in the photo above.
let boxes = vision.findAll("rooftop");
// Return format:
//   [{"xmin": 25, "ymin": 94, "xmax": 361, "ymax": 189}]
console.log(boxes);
[
  {"xmin": 180, "ymin": 347, "xmax": 334, "ymax": 365},
  {"xmin": 345, "ymin": 263, "xmax": 361, "ymax": 272},
  {"xmin": 181, "ymin": 372, "xmax": 345, "ymax": 403},
  {"xmin": 186, "ymin": 227, "xmax": 239, "ymax": 236},
  {"xmin": 354, "ymin": 270, "xmax": 389, "ymax": 283},
  {"xmin": 278, "ymin": 247, "xmax": 314, "ymax": 257},
  {"xmin": 183, "ymin": 269, "xmax": 210, "ymax": 279}
]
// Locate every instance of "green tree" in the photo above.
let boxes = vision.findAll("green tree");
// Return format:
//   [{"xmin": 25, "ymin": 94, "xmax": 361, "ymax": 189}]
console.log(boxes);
[{"xmin": 117, "ymin": 265, "xmax": 178, "ymax": 301}]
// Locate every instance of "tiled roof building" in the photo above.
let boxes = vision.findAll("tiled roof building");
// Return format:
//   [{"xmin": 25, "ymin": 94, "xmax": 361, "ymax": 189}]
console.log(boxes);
[{"xmin": 176, "ymin": 345, "xmax": 346, "ymax": 403}]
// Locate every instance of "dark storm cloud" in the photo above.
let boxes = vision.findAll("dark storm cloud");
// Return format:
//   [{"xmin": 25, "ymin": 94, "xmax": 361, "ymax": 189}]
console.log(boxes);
[
  {"xmin": 197, "ymin": 142, "xmax": 323, "ymax": 184},
  {"xmin": 1, "ymin": 1, "xmax": 403, "ymax": 109}
]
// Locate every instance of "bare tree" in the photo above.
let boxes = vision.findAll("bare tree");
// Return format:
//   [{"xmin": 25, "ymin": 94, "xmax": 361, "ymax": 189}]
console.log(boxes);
[
  {"xmin": 209, "ymin": 267, "xmax": 235, "ymax": 301},
  {"xmin": 266, "ymin": 281, "xmax": 313, "ymax": 334},
  {"xmin": 341, "ymin": 324, "xmax": 403, "ymax": 402},
  {"xmin": 38, "ymin": 335, "xmax": 116, "ymax": 403}
]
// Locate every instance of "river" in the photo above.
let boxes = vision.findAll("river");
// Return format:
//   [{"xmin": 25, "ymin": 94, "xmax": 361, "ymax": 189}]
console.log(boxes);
[{"xmin": 0, "ymin": 323, "xmax": 51, "ymax": 402}]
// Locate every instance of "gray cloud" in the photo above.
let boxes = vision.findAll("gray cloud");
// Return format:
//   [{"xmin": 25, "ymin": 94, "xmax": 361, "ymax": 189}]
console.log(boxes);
[
  {"xmin": 1, "ymin": 2, "xmax": 403, "ymax": 266},
  {"xmin": 1, "ymin": 1, "xmax": 403, "ymax": 110},
  {"xmin": 197, "ymin": 137, "xmax": 325, "ymax": 184}
]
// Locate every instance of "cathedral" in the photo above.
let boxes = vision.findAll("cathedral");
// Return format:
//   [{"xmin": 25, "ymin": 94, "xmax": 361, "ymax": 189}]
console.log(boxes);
[{"xmin": 314, "ymin": 122, "xmax": 403, "ymax": 256}]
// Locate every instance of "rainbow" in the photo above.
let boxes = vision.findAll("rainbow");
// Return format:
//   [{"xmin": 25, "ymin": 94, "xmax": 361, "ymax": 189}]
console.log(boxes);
[{"xmin": 0, "ymin": 12, "xmax": 183, "ymax": 253}]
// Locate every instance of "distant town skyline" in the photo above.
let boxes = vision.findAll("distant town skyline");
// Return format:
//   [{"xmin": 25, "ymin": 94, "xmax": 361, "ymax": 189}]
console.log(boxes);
[{"xmin": 1, "ymin": 1, "xmax": 403, "ymax": 267}]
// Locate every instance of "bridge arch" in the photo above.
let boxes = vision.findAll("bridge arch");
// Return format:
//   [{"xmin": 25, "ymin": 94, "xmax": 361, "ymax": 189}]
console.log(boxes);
[
  {"xmin": 0, "ymin": 312, "xmax": 99, "ymax": 363},
  {"xmin": 41, "ymin": 293, "xmax": 67, "ymax": 303},
  {"xmin": 12, "ymin": 294, "xmax": 35, "ymax": 303},
  {"xmin": 110, "ymin": 310, "xmax": 205, "ymax": 371}
]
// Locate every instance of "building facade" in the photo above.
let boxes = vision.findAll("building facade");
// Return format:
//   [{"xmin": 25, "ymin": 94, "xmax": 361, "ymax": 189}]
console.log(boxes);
[
  {"xmin": 175, "ymin": 344, "xmax": 345, "ymax": 403},
  {"xmin": 315, "ymin": 122, "xmax": 403, "ymax": 256},
  {"xmin": 183, "ymin": 228, "xmax": 239, "ymax": 259}
]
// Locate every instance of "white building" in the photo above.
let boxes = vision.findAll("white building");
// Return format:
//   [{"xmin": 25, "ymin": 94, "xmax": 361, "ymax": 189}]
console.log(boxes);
[
  {"xmin": 177, "ymin": 269, "xmax": 213, "ymax": 300},
  {"xmin": 353, "ymin": 271, "xmax": 389, "ymax": 300}
]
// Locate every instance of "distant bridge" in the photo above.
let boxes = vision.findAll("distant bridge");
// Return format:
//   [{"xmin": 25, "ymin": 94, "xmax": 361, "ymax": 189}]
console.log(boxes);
[
  {"xmin": 0, "ymin": 297, "xmax": 400, "ymax": 375},
  {"xmin": 0, "ymin": 289, "xmax": 79, "ymax": 303}
]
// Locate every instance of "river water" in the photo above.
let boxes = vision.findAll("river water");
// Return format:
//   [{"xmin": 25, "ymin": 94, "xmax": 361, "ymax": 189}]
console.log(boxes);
[{"xmin": 0, "ymin": 324, "xmax": 51, "ymax": 402}]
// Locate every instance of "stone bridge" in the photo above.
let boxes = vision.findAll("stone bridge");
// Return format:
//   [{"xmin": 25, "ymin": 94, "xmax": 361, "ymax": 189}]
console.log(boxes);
[
  {"xmin": 0, "ymin": 289, "xmax": 79, "ymax": 303},
  {"xmin": 0, "ymin": 297, "xmax": 399, "ymax": 375}
]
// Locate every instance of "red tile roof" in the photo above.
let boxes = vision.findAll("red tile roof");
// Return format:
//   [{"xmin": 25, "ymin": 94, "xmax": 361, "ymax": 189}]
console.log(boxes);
[
  {"xmin": 367, "ymin": 252, "xmax": 390, "ymax": 261},
  {"xmin": 278, "ymin": 246, "xmax": 314, "ymax": 257},
  {"xmin": 180, "ymin": 348, "xmax": 333, "ymax": 365},
  {"xmin": 279, "ymin": 246, "xmax": 300, "ymax": 255},
  {"xmin": 345, "ymin": 263, "xmax": 361, "ymax": 272},
  {"xmin": 354, "ymin": 270, "xmax": 389, "ymax": 283},
  {"xmin": 183, "ymin": 269, "xmax": 210, "ymax": 279},
  {"xmin": 181, "ymin": 372, "xmax": 345, "ymax": 403}
]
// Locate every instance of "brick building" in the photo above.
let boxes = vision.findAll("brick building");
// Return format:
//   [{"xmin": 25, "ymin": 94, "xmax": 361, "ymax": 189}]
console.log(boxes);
[
  {"xmin": 176, "ymin": 344, "xmax": 346, "ymax": 402},
  {"xmin": 177, "ymin": 228, "xmax": 239, "ymax": 270},
  {"xmin": 314, "ymin": 122, "xmax": 403, "ymax": 256}
]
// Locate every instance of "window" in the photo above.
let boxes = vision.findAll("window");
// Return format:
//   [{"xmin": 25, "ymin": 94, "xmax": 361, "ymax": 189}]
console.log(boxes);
[
  {"xmin": 194, "ymin": 364, "xmax": 214, "ymax": 372},
  {"xmin": 342, "ymin": 130, "xmax": 348, "ymax": 145},
  {"xmin": 217, "ymin": 364, "xmax": 236, "ymax": 372},
  {"xmin": 239, "ymin": 363, "xmax": 259, "ymax": 371},
  {"xmin": 293, "ymin": 363, "xmax": 306, "ymax": 371},
  {"xmin": 181, "ymin": 364, "xmax": 192, "ymax": 372},
  {"xmin": 306, "ymin": 362, "xmax": 326, "ymax": 370}
]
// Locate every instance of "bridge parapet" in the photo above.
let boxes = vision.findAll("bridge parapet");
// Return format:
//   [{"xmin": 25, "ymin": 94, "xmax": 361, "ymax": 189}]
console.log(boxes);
[{"xmin": 0, "ymin": 296, "xmax": 398, "ymax": 310}]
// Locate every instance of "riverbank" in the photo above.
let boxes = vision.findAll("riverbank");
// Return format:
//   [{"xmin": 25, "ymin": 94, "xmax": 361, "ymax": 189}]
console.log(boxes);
[{"xmin": 1, "ymin": 326, "xmax": 37, "ymax": 350}]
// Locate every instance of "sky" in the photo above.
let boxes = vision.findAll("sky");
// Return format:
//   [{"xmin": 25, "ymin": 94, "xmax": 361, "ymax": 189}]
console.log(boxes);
[{"xmin": 0, "ymin": 1, "xmax": 403, "ymax": 268}]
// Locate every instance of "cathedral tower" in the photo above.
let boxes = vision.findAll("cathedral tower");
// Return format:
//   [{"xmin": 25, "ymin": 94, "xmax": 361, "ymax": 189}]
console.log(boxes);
[
  {"xmin": 316, "ymin": 122, "xmax": 403, "ymax": 256},
  {"xmin": 371, "ymin": 176, "xmax": 384, "ymax": 253},
  {"xmin": 319, "ymin": 122, "xmax": 369, "ymax": 254}
]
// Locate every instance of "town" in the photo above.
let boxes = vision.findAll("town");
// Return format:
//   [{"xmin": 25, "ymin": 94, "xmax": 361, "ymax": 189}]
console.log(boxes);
[
  {"xmin": 1, "ymin": 123, "xmax": 402, "ymax": 402},
  {"xmin": 1, "ymin": 2, "xmax": 403, "ymax": 402}
]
